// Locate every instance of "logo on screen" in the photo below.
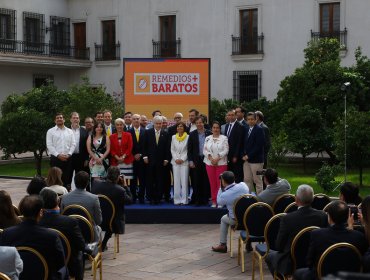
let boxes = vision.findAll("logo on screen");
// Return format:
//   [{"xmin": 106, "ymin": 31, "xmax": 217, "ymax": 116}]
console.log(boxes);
[{"xmin": 135, "ymin": 75, "xmax": 150, "ymax": 93}]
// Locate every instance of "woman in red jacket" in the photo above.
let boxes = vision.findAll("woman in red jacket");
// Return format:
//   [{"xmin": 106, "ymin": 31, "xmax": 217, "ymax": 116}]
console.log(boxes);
[{"xmin": 110, "ymin": 118, "xmax": 134, "ymax": 180}]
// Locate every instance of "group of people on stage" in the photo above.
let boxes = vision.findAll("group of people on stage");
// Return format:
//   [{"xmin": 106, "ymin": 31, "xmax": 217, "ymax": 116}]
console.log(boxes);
[{"xmin": 45, "ymin": 106, "xmax": 270, "ymax": 206}]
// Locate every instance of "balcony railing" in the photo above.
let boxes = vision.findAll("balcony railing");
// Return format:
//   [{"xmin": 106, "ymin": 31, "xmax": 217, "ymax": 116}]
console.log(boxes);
[
  {"xmin": 0, "ymin": 39, "xmax": 90, "ymax": 60},
  {"xmin": 152, "ymin": 38, "xmax": 181, "ymax": 58},
  {"xmin": 231, "ymin": 34, "xmax": 264, "ymax": 55},
  {"xmin": 310, "ymin": 28, "xmax": 347, "ymax": 49},
  {"xmin": 95, "ymin": 42, "xmax": 120, "ymax": 61}
]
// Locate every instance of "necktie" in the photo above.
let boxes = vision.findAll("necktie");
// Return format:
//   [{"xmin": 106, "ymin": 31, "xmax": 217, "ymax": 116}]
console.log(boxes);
[
  {"xmin": 135, "ymin": 129, "xmax": 139, "ymax": 142},
  {"xmin": 248, "ymin": 127, "xmax": 252, "ymax": 138},
  {"xmin": 155, "ymin": 130, "xmax": 160, "ymax": 144},
  {"xmin": 107, "ymin": 126, "xmax": 111, "ymax": 137},
  {"xmin": 227, "ymin": 124, "xmax": 232, "ymax": 137}
]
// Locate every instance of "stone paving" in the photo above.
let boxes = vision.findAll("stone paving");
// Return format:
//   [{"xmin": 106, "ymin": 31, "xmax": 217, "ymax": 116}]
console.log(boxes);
[{"xmin": 1, "ymin": 178, "xmax": 273, "ymax": 279}]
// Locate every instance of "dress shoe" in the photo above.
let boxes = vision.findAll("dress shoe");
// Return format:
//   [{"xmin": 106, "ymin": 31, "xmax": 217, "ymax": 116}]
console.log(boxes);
[{"xmin": 212, "ymin": 244, "xmax": 227, "ymax": 253}]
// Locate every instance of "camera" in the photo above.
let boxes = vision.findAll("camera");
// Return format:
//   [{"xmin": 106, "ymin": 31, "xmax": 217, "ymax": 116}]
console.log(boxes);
[
  {"xmin": 256, "ymin": 169, "xmax": 266, "ymax": 176},
  {"xmin": 348, "ymin": 204, "xmax": 359, "ymax": 222}
]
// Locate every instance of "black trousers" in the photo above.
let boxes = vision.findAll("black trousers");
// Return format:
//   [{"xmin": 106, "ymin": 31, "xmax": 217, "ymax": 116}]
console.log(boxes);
[
  {"xmin": 146, "ymin": 163, "xmax": 164, "ymax": 202},
  {"xmin": 162, "ymin": 164, "xmax": 172, "ymax": 201},
  {"xmin": 50, "ymin": 155, "xmax": 73, "ymax": 187},
  {"xmin": 228, "ymin": 159, "xmax": 244, "ymax": 183},
  {"xmin": 191, "ymin": 157, "xmax": 210, "ymax": 205},
  {"xmin": 131, "ymin": 159, "xmax": 147, "ymax": 201}
]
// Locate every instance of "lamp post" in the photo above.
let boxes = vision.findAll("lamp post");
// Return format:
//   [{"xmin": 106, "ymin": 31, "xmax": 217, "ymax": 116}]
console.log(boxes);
[{"xmin": 341, "ymin": 82, "xmax": 351, "ymax": 182}]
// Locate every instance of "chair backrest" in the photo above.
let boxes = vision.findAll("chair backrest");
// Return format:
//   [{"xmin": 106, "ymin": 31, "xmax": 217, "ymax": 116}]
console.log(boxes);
[
  {"xmin": 284, "ymin": 202, "xmax": 298, "ymax": 213},
  {"xmin": 61, "ymin": 204, "xmax": 93, "ymax": 224},
  {"xmin": 98, "ymin": 194, "xmax": 115, "ymax": 232},
  {"xmin": 312, "ymin": 193, "xmax": 331, "ymax": 210},
  {"xmin": 265, "ymin": 213, "xmax": 286, "ymax": 252},
  {"xmin": 17, "ymin": 246, "xmax": 48, "ymax": 280},
  {"xmin": 322, "ymin": 201, "xmax": 335, "ymax": 212},
  {"xmin": 0, "ymin": 272, "xmax": 11, "ymax": 280},
  {"xmin": 13, "ymin": 204, "xmax": 21, "ymax": 216},
  {"xmin": 317, "ymin": 242, "xmax": 362, "ymax": 279},
  {"xmin": 244, "ymin": 202, "xmax": 274, "ymax": 238},
  {"xmin": 233, "ymin": 194, "xmax": 259, "ymax": 230},
  {"xmin": 0, "ymin": 228, "xmax": 3, "ymax": 234},
  {"xmin": 69, "ymin": 214, "xmax": 94, "ymax": 244},
  {"xmin": 272, "ymin": 194, "xmax": 295, "ymax": 214},
  {"xmin": 48, "ymin": 228, "xmax": 71, "ymax": 265},
  {"xmin": 291, "ymin": 226, "xmax": 320, "ymax": 271}
]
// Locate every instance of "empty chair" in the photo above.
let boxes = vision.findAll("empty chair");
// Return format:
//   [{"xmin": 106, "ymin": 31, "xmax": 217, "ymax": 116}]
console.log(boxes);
[
  {"xmin": 16, "ymin": 246, "xmax": 48, "ymax": 280},
  {"xmin": 230, "ymin": 194, "xmax": 259, "ymax": 257},
  {"xmin": 312, "ymin": 193, "xmax": 331, "ymax": 210},
  {"xmin": 317, "ymin": 242, "xmax": 362, "ymax": 279},
  {"xmin": 61, "ymin": 204, "xmax": 93, "ymax": 224},
  {"xmin": 238, "ymin": 202, "xmax": 274, "ymax": 273},
  {"xmin": 284, "ymin": 202, "xmax": 298, "ymax": 213},
  {"xmin": 273, "ymin": 194, "xmax": 295, "ymax": 214}
]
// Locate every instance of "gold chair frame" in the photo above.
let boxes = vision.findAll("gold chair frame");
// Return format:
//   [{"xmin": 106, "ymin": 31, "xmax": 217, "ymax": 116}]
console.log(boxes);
[
  {"xmin": 61, "ymin": 204, "xmax": 94, "ymax": 224},
  {"xmin": 98, "ymin": 194, "xmax": 120, "ymax": 259},
  {"xmin": 69, "ymin": 214, "xmax": 102, "ymax": 280},
  {"xmin": 238, "ymin": 202, "xmax": 274, "ymax": 273},
  {"xmin": 317, "ymin": 242, "xmax": 362, "ymax": 279},
  {"xmin": 16, "ymin": 246, "xmax": 48, "ymax": 280},
  {"xmin": 284, "ymin": 202, "xmax": 298, "ymax": 213},
  {"xmin": 272, "ymin": 194, "xmax": 295, "ymax": 214},
  {"xmin": 49, "ymin": 228, "xmax": 71, "ymax": 264},
  {"xmin": 229, "ymin": 194, "xmax": 259, "ymax": 258},
  {"xmin": 13, "ymin": 204, "xmax": 21, "ymax": 216},
  {"xmin": 312, "ymin": 193, "xmax": 331, "ymax": 210},
  {"xmin": 252, "ymin": 213, "xmax": 286, "ymax": 280},
  {"xmin": 0, "ymin": 272, "xmax": 11, "ymax": 280}
]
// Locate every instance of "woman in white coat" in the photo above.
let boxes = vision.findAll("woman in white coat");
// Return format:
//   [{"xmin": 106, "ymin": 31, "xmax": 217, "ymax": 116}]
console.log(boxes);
[{"xmin": 171, "ymin": 122, "xmax": 189, "ymax": 205}]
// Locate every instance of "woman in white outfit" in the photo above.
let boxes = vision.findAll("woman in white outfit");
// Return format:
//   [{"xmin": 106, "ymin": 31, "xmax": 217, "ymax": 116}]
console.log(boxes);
[{"xmin": 170, "ymin": 122, "xmax": 189, "ymax": 205}]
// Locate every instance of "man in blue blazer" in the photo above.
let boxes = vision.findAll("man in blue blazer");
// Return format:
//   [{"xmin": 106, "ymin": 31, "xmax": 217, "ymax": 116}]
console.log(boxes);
[{"xmin": 242, "ymin": 112, "xmax": 265, "ymax": 194}]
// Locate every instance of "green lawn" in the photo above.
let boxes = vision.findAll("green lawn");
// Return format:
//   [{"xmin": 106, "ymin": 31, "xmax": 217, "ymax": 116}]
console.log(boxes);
[{"xmin": 0, "ymin": 160, "xmax": 369, "ymax": 197}]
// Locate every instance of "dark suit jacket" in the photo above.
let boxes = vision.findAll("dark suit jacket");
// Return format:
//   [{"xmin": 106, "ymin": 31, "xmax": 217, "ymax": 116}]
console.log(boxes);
[
  {"xmin": 274, "ymin": 206, "xmax": 328, "ymax": 273},
  {"xmin": 260, "ymin": 122, "xmax": 271, "ymax": 153},
  {"xmin": 224, "ymin": 121, "xmax": 244, "ymax": 160},
  {"xmin": 167, "ymin": 124, "xmax": 178, "ymax": 137},
  {"xmin": 79, "ymin": 126, "xmax": 89, "ymax": 161},
  {"xmin": 306, "ymin": 224, "xmax": 367, "ymax": 268},
  {"xmin": 129, "ymin": 127, "xmax": 146, "ymax": 156},
  {"xmin": 143, "ymin": 128, "xmax": 170, "ymax": 166},
  {"xmin": 242, "ymin": 124, "xmax": 265, "ymax": 163},
  {"xmin": 187, "ymin": 129, "xmax": 212, "ymax": 165},
  {"xmin": 0, "ymin": 219, "xmax": 65, "ymax": 280},
  {"xmin": 91, "ymin": 180, "xmax": 126, "ymax": 234}
]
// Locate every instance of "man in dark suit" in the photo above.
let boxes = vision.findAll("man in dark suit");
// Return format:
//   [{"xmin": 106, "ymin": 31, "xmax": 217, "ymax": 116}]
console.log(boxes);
[
  {"xmin": 129, "ymin": 114, "xmax": 147, "ymax": 203},
  {"xmin": 256, "ymin": 111, "xmax": 271, "ymax": 169},
  {"xmin": 188, "ymin": 116, "xmax": 212, "ymax": 205},
  {"xmin": 0, "ymin": 195, "xmax": 66, "ymax": 280},
  {"xmin": 70, "ymin": 112, "xmax": 89, "ymax": 179},
  {"xmin": 294, "ymin": 200, "xmax": 367, "ymax": 280},
  {"xmin": 265, "ymin": 185, "xmax": 328, "ymax": 276},
  {"xmin": 242, "ymin": 112, "xmax": 265, "ymax": 194},
  {"xmin": 224, "ymin": 110, "xmax": 244, "ymax": 183},
  {"xmin": 103, "ymin": 109, "xmax": 116, "ymax": 136},
  {"xmin": 39, "ymin": 188, "xmax": 86, "ymax": 280},
  {"xmin": 188, "ymin": 109, "xmax": 199, "ymax": 133},
  {"xmin": 143, "ymin": 116, "xmax": 170, "ymax": 204},
  {"xmin": 92, "ymin": 166, "xmax": 130, "ymax": 251},
  {"xmin": 123, "ymin": 111, "xmax": 133, "ymax": 131},
  {"xmin": 235, "ymin": 106, "xmax": 248, "ymax": 127}
]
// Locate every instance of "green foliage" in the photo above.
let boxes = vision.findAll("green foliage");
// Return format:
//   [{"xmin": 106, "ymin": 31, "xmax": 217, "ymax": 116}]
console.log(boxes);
[
  {"xmin": 315, "ymin": 162, "xmax": 341, "ymax": 193},
  {"xmin": 0, "ymin": 94, "xmax": 25, "ymax": 116},
  {"xmin": 268, "ymin": 132, "xmax": 288, "ymax": 168},
  {"xmin": 209, "ymin": 98, "xmax": 238, "ymax": 123}
]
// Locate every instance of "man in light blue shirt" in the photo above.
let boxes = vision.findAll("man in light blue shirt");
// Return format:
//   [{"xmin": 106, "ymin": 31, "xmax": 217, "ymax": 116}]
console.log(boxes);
[{"xmin": 212, "ymin": 171, "xmax": 249, "ymax": 253}]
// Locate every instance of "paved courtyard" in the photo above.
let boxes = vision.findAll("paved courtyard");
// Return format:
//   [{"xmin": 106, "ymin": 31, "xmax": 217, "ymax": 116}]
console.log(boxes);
[{"xmin": 1, "ymin": 178, "xmax": 273, "ymax": 279}]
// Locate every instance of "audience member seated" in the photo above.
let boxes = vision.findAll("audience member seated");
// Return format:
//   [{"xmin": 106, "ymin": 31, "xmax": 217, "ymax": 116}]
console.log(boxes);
[
  {"xmin": 0, "ymin": 190, "xmax": 21, "ymax": 229},
  {"xmin": 265, "ymin": 184, "xmax": 328, "ymax": 276},
  {"xmin": 257, "ymin": 168, "xmax": 291, "ymax": 206},
  {"xmin": 61, "ymin": 171, "xmax": 102, "ymax": 242},
  {"xmin": 0, "ymin": 246, "xmax": 23, "ymax": 280},
  {"xmin": 45, "ymin": 167, "xmax": 69, "ymax": 196},
  {"xmin": 26, "ymin": 176, "xmax": 47, "ymax": 195},
  {"xmin": 39, "ymin": 188, "xmax": 86, "ymax": 280},
  {"xmin": 0, "ymin": 195, "xmax": 65, "ymax": 280},
  {"xmin": 92, "ymin": 166, "xmax": 132, "ymax": 251},
  {"xmin": 294, "ymin": 200, "xmax": 367, "ymax": 280},
  {"xmin": 211, "ymin": 171, "xmax": 249, "ymax": 253},
  {"xmin": 339, "ymin": 182, "xmax": 362, "ymax": 206}
]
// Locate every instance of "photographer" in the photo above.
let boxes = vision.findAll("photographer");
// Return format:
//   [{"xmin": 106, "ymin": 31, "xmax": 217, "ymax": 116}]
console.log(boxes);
[
  {"xmin": 257, "ymin": 168, "xmax": 291, "ymax": 206},
  {"xmin": 211, "ymin": 171, "xmax": 249, "ymax": 253}
]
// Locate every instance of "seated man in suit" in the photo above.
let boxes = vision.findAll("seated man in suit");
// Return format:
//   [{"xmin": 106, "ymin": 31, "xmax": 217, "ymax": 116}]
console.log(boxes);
[
  {"xmin": 92, "ymin": 166, "xmax": 132, "ymax": 251},
  {"xmin": 61, "ymin": 171, "xmax": 102, "ymax": 242},
  {"xmin": 39, "ymin": 188, "xmax": 86, "ymax": 280},
  {"xmin": 265, "ymin": 184, "xmax": 328, "ymax": 276},
  {"xmin": 257, "ymin": 168, "xmax": 291, "ymax": 206},
  {"xmin": 294, "ymin": 200, "xmax": 368, "ymax": 280},
  {"xmin": 0, "ymin": 195, "xmax": 65, "ymax": 280},
  {"xmin": 0, "ymin": 246, "xmax": 23, "ymax": 280}
]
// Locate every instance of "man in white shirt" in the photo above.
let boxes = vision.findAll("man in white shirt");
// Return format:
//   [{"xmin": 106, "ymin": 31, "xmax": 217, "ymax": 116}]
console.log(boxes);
[
  {"xmin": 46, "ymin": 113, "xmax": 76, "ymax": 188},
  {"xmin": 103, "ymin": 110, "xmax": 116, "ymax": 137},
  {"xmin": 212, "ymin": 171, "xmax": 249, "ymax": 253}
]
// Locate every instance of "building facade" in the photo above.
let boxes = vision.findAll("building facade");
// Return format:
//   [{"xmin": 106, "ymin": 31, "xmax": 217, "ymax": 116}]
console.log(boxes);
[{"xmin": 1, "ymin": 0, "xmax": 369, "ymax": 109}]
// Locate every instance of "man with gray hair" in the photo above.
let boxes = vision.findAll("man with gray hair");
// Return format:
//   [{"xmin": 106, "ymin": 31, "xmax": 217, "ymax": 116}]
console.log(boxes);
[
  {"xmin": 168, "ymin": 112, "xmax": 185, "ymax": 136},
  {"xmin": 265, "ymin": 184, "xmax": 328, "ymax": 276}
]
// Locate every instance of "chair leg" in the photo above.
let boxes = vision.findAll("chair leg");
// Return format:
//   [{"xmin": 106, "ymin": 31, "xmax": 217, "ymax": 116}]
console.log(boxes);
[
  {"xmin": 252, "ymin": 252, "xmax": 256, "ymax": 280},
  {"xmin": 229, "ymin": 226, "xmax": 233, "ymax": 257},
  {"xmin": 237, "ymin": 238, "xmax": 241, "ymax": 265},
  {"xmin": 116, "ymin": 234, "xmax": 119, "ymax": 253},
  {"xmin": 259, "ymin": 256, "xmax": 263, "ymax": 280},
  {"xmin": 241, "ymin": 239, "xmax": 246, "ymax": 273}
]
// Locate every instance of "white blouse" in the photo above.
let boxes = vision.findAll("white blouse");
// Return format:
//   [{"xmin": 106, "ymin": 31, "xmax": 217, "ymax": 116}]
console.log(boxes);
[
  {"xmin": 170, "ymin": 134, "xmax": 189, "ymax": 165},
  {"xmin": 203, "ymin": 134, "xmax": 229, "ymax": 166}
]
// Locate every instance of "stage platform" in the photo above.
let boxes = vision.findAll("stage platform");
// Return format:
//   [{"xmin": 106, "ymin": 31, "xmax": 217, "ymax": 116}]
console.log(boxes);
[{"xmin": 125, "ymin": 202, "xmax": 227, "ymax": 224}]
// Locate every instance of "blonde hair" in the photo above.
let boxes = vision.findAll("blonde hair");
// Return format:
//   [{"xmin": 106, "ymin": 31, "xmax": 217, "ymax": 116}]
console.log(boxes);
[{"xmin": 115, "ymin": 118, "xmax": 125, "ymax": 125}]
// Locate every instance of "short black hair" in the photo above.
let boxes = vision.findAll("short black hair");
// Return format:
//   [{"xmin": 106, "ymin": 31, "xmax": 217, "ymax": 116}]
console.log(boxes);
[
  {"xmin": 19, "ymin": 195, "xmax": 43, "ymax": 219},
  {"xmin": 124, "ymin": 111, "xmax": 132, "ymax": 117},
  {"xmin": 220, "ymin": 171, "xmax": 235, "ymax": 185},
  {"xmin": 325, "ymin": 200, "xmax": 348, "ymax": 225},
  {"xmin": 212, "ymin": 121, "xmax": 221, "ymax": 128},
  {"xmin": 235, "ymin": 106, "xmax": 246, "ymax": 114},
  {"xmin": 152, "ymin": 110, "xmax": 161, "ymax": 117},
  {"xmin": 264, "ymin": 168, "xmax": 278, "ymax": 185},
  {"xmin": 189, "ymin": 109, "xmax": 199, "ymax": 116},
  {"xmin": 39, "ymin": 188, "xmax": 58, "ymax": 209},
  {"xmin": 95, "ymin": 111, "xmax": 103, "ymax": 117},
  {"xmin": 27, "ymin": 176, "xmax": 47, "ymax": 195},
  {"xmin": 194, "ymin": 116, "xmax": 204, "ymax": 123},
  {"xmin": 247, "ymin": 112, "xmax": 256, "ymax": 119},
  {"xmin": 106, "ymin": 166, "xmax": 120, "ymax": 183},
  {"xmin": 74, "ymin": 171, "xmax": 90, "ymax": 189},
  {"xmin": 340, "ymin": 182, "xmax": 362, "ymax": 205}
]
